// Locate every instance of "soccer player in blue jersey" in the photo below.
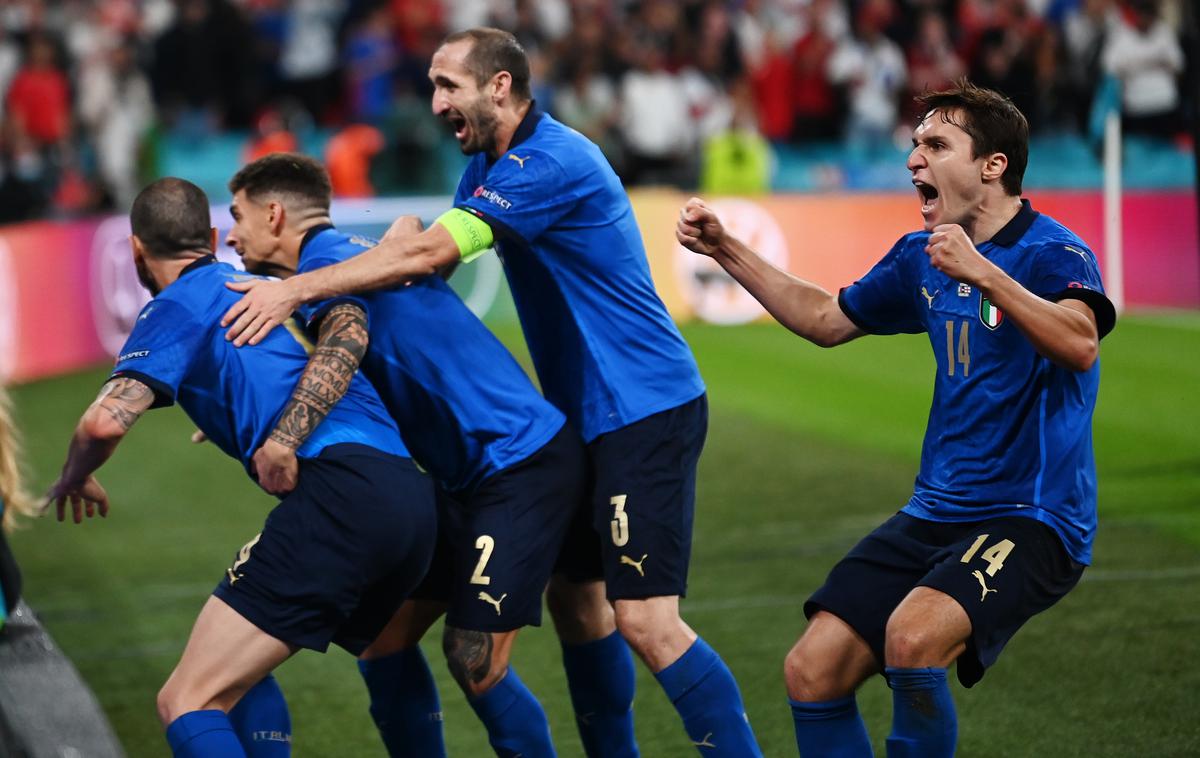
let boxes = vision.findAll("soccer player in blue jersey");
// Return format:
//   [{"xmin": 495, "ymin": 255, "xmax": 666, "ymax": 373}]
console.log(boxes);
[
  {"xmin": 677, "ymin": 81, "xmax": 1117, "ymax": 756},
  {"xmin": 220, "ymin": 27, "xmax": 762, "ymax": 757},
  {"xmin": 223, "ymin": 151, "xmax": 624, "ymax": 758},
  {"xmin": 46, "ymin": 178, "xmax": 437, "ymax": 758}
]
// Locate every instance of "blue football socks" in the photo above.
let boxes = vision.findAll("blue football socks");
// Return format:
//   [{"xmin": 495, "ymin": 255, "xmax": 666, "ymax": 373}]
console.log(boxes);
[
  {"xmin": 561, "ymin": 631, "xmax": 639, "ymax": 757},
  {"xmin": 166, "ymin": 710, "xmax": 246, "ymax": 758},
  {"xmin": 357, "ymin": 647, "xmax": 446, "ymax": 757},
  {"xmin": 653, "ymin": 637, "xmax": 763, "ymax": 757},
  {"xmin": 228, "ymin": 674, "xmax": 292, "ymax": 757},
  {"xmin": 885, "ymin": 667, "xmax": 956, "ymax": 758},
  {"xmin": 790, "ymin": 695, "xmax": 874, "ymax": 757},
  {"xmin": 468, "ymin": 666, "xmax": 555, "ymax": 758}
]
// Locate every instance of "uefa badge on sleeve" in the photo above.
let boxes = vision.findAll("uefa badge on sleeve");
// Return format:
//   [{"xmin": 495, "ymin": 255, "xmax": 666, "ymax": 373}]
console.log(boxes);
[{"xmin": 979, "ymin": 296, "xmax": 1004, "ymax": 330}]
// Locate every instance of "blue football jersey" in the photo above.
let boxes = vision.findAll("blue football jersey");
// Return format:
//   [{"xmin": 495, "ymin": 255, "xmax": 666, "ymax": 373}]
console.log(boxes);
[
  {"xmin": 839, "ymin": 201, "xmax": 1117, "ymax": 565},
  {"xmin": 297, "ymin": 226, "xmax": 566, "ymax": 493},
  {"xmin": 111, "ymin": 257, "xmax": 408, "ymax": 476},
  {"xmin": 453, "ymin": 107, "xmax": 705, "ymax": 442}
]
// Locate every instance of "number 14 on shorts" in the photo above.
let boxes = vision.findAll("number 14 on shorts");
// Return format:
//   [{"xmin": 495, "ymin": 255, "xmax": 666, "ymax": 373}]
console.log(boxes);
[{"xmin": 960, "ymin": 534, "xmax": 1015, "ymax": 577}]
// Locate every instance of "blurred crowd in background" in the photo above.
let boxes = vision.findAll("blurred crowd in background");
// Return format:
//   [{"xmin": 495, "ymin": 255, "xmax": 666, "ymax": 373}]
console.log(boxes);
[{"xmin": 0, "ymin": 0, "xmax": 1194, "ymax": 222}]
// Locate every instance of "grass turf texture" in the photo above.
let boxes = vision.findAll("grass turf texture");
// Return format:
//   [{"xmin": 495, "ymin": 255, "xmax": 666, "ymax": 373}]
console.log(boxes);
[{"xmin": 8, "ymin": 313, "xmax": 1200, "ymax": 756}]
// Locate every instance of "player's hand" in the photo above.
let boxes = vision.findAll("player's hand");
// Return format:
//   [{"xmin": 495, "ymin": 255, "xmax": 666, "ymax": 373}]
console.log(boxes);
[
  {"xmin": 48, "ymin": 475, "xmax": 109, "ymax": 524},
  {"xmin": 252, "ymin": 438, "xmax": 299, "ymax": 496},
  {"xmin": 382, "ymin": 215, "xmax": 425, "ymax": 241},
  {"xmin": 925, "ymin": 224, "xmax": 995, "ymax": 285},
  {"xmin": 221, "ymin": 278, "xmax": 300, "ymax": 347},
  {"xmin": 191, "ymin": 429, "xmax": 207, "ymax": 444},
  {"xmin": 675, "ymin": 197, "xmax": 725, "ymax": 257}
]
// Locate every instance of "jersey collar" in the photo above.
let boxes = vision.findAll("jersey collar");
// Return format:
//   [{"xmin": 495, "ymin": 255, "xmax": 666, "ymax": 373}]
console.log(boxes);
[
  {"xmin": 179, "ymin": 254, "xmax": 217, "ymax": 277},
  {"xmin": 987, "ymin": 199, "xmax": 1038, "ymax": 247},
  {"xmin": 489, "ymin": 101, "xmax": 543, "ymax": 165},
  {"xmin": 300, "ymin": 223, "xmax": 335, "ymax": 254}
]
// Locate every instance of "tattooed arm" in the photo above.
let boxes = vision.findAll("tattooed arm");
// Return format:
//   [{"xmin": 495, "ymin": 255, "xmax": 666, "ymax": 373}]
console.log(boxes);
[
  {"xmin": 49, "ymin": 377, "xmax": 156, "ymax": 523},
  {"xmin": 253, "ymin": 303, "xmax": 369, "ymax": 495}
]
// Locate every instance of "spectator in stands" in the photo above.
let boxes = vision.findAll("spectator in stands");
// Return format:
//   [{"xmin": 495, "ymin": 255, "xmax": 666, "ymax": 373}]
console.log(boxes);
[
  {"xmin": 1061, "ymin": 0, "xmax": 1118, "ymax": 132},
  {"xmin": 343, "ymin": 3, "xmax": 397, "ymax": 124},
  {"xmin": 553, "ymin": 52, "xmax": 621, "ymax": 165},
  {"xmin": 790, "ymin": 0, "xmax": 847, "ymax": 142},
  {"xmin": 0, "ymin": 386, "xmax": 38, "ymax": 632},
  {"xmin": 828, "ymin": 0, "xmax": 908, "ymax": 151},
  {"xmin": 1101, "ymin": 0, "xmax": 1184, "ymax": 138},
  {"xmin": 326, "ymin": 123, "xmax": 385, "ymax": 197},
  {"xmin": 618, "ymin": 37, "xmax": 696, "ymax": 187},
  {"xmin": 276, "ymin": 0, "xmax": 346, "ymax": 124},
  {"xmin": 4, "ymin": 33, "xmax": 70, "ymax": 150},
  {"xmin": 904, "ymin": 10, "xmax": 966, "ymax": 123},
  {"xmin": 78, "ymin": 39, "xmax": 154, "ymax": 209}
]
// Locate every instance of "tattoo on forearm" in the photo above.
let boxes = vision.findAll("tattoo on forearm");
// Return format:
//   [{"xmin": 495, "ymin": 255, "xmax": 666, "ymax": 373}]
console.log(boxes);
[
  {"xmin": 94, "ymin": 378, "xmax": 154, "ymax": 431},
  {"xmin": 443, "ymin": 627, "xmax": 495, "ymax": 690},
  {"xmin": 269, "ymin": 306, "xmax": 368, "ymax": 449}
]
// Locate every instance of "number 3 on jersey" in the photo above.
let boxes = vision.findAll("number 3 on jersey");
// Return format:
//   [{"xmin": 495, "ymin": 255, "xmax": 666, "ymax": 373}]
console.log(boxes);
[{"xmin": 610, "ymin": 495, "xmax": 629, "ymax": 547}]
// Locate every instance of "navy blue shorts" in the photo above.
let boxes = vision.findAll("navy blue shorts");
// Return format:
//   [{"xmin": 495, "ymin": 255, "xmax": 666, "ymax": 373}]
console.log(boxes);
[
  {"xmin": 213, "ymin": 444, "xmax": 436, "ymax": 656},
  {"xmin": 805, "ymin": 512, "xmax": 1085, "ymax": 687},
  {"xmin": 412, "ymin": 425, "xmax": 588, "ymax": 632},
  {"xmin": 589, "ymin": 394, "xmax": 707, "ymax": 600}
]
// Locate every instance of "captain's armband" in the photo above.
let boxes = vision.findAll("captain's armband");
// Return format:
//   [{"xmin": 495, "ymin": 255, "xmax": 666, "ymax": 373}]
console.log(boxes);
[{"xmin": 435, "ymin": 208, "xmax": 495, "ymax": 263}]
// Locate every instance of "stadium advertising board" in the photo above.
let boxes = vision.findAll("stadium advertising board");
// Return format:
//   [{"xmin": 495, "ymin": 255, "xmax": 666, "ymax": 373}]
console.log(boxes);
[{"xmin": 3, "ymin": 191, "xmax": 1196, "ymax": 383}]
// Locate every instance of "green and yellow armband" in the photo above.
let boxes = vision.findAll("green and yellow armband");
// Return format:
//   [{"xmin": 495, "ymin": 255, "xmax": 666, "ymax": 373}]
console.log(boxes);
[{"xmin": 435, "ymin": 208, "xmax": 495, "ymax": 264}]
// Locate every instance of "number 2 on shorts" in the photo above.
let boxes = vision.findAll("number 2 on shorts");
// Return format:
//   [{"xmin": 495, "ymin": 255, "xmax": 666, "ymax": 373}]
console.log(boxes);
[
  {"xmin": 960, "ymin": 533, "xmax": 1015, "ymax": 577},
  {"xmin": 610, "ymin": 495, "xmax": 629, "ymax": 547},
  {"xmin": 470, "ymin": 535, "xmax": 495, "ymax": 585}
]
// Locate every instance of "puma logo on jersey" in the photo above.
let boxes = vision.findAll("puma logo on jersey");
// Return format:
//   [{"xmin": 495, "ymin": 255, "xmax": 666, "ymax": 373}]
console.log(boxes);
[
  {"xmin": 478, "ymin": 592, "xmax": 507, "ymax": 615},
  {"xmin": 227, "ymin": 533, "xmax": 261, "ymax": 585},
  {"xmin": 921, "ymin": 286, "xmax": 938, "ymax": 308},
  {"xmin": 971, "ymin": 570, "xmax": 998, "ymax": 601},
  {"xmin": 507, "ymin": 153, "xmax": 531, "ymax": 168},
  {"xmin": 620, "ymin": 554, "xmax": 648, "ymax": 577},
  {"xmin": 692, "ymin": 732, "xmax": 716, "ymax": 748}
]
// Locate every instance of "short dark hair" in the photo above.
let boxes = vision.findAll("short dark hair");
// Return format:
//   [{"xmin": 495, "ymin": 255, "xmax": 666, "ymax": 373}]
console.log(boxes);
[
  {"xmin": 917, "ymin": 80, "xmax": 1029, "ymax": 196},
  {"xmin": 228, "ymin": 153, "xmax": 332, "ymax": 212},
  {"xmin": 442, "ymin": 27, "xmax": 532, "ymax": 102},
  {"xmin": 130, "ymin": 178, "xmax": 212, "ymax": 258}
]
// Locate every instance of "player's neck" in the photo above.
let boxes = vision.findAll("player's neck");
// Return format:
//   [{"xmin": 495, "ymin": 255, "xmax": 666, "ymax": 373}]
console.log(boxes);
[
  {"xmin": 966, "ymin": 195, "xmax": 1023, "ymax": 246},
  {"xmin": 151, "ymin": 251, "xmax": 210, "ymax": 291},
  {"xmin": 489, "ymin": 100, "xmax": 532, "ymax": 160}
]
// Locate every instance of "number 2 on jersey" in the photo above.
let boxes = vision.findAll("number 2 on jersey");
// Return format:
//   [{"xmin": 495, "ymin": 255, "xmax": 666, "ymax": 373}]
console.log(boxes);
[{"xmin": 470, "ymin": 535, "xmax": 495, "ymax": 585}]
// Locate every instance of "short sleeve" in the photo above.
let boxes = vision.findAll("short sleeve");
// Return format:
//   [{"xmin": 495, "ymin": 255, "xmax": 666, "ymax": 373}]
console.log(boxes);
[
  {"xmin": 296, "ymin": 252, "xmax": 371, "ymax": 331},
  {"xmin": 456, "ymin": 150, "xmax": 579, "ymax": 244},
  {"xmin": 838, "ymin": 237, "xmax": 924, "ymax": 335},
  {"xmin": 1030, "ymin": 241, "xmax": 1116, "ymax": 339},
  {"xmin": 109, "ymin": 298, "xmax": 204, "ymax": 407}
]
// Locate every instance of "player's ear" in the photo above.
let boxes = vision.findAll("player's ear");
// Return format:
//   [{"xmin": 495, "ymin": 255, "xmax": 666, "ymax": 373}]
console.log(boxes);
[
  {"xmin": 209, "ymin": 227, "xmax": 218, "ymax": 254},
  {"xmin": 491, "ymin": 70, "xmax": 511, "ymax": 103},
  {"xmin": 268, "ymin": 201, "xmax": 286, "ymax": 236},
  {"xmin": 981, "ymin": 152, "xmax": 1008, "ymax": 185},
  {"xmin": 129, "ymin": 234, "xmax": 146, "ymax": 260}
]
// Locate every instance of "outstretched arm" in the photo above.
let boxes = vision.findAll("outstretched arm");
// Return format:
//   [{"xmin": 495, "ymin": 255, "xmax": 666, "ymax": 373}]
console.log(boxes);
[
  {"xmin": 676, "ymin": 197, "xmax": 863, "ymax": 347},
  {"xmin": 49, "ymin": 377, "xmax": 156, "ymax": 523},
  {"xmin": 222, "ymin": 222, "xmax": 460, "ymax": 346},
  {"xmin": 925, "ymin": 224, "xmax": 1099, "ymax": 371},
  {"xmin": 252, "ymin": 303, "xmax": 370, "ymax": 495}
]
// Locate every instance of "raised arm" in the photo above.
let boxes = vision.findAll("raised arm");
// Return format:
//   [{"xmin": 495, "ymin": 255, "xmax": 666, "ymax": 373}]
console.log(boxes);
[
  {"xmin": 252, "ymin": 303, "xmax": 370, "ymax": 495},
  {"xmin": 222, "ymin": 221, "xmax": 461, "ymax": 346},
  {"xmin": 676, "ymin": 197, "xmax": 864, "ymax": 347},
  {"xmin": 49, "ymin": 377, "xmax": 156, "ymax": 523},
  {"xmin": 925, "ymin": 224, "xmax": 1099, "ymax": 371}
]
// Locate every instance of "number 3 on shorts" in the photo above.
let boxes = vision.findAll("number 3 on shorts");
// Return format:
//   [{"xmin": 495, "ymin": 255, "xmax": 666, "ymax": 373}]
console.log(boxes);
[
  {"xmin": 960, "ymin": 533, "xmax": 1016, "ymax": 577},
  {"xmin": 610, "ymin": 495, "xmax": 629, "ymax": 547}
]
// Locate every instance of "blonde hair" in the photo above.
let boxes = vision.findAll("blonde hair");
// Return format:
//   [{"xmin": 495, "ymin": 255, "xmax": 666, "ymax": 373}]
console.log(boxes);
[{"xmin": 0, "ymin": 386, "xmax": 37, "ymax": 533}]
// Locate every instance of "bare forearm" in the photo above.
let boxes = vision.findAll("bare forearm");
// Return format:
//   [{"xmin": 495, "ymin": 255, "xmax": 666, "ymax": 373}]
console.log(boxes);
[
  {"xmin": 59, "ymin": 378, "xmax": 153, "ymax": 485},
  {"xmin": 713, "ymin": 235, "xmax": 860, "ymax": 347},
  {"xmin": 291, "ymin": 227, "xmax": 456, "ymax": 303},
  {"xmin": 977, "ymin": 269, "xmax": 1098, "ymax": 371},
  {"xmin": 270, "ymin": 304, "xmax": 368, "ymax": 449}
]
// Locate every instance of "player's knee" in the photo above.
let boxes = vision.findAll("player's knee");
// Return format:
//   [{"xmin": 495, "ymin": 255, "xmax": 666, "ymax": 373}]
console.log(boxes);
[
  {"xmin": 546, "ymin": 578, "xmax": 613, "ymax": 643},
  {"xmin": 442, "ymin": 627, "xmax": 507, "ymax": 697},
  {"xmin": 784, "ymin": 642, "xmax": 843, "ymax": 701},
  {"xmin": 156, "ymin": 680, "xmax": 188, "ymax": 727},
  {"xmin": 884, "ymin": 621, "xmax": 943, "ymax": 668}
]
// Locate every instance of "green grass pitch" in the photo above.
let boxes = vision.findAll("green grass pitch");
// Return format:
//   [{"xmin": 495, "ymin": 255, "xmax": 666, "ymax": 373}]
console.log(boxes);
[{"xmin": 9, "ymin": 313, "xmax": 1200, "ymax": 756}]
